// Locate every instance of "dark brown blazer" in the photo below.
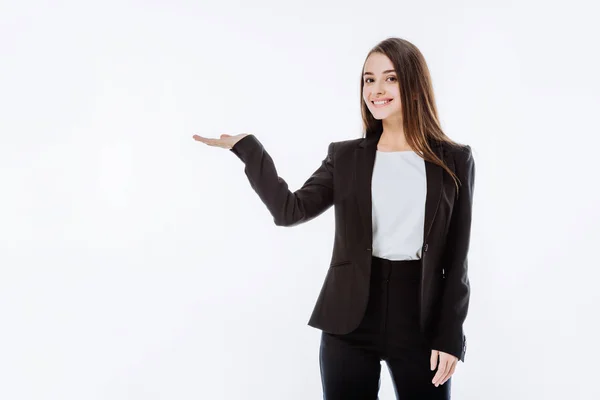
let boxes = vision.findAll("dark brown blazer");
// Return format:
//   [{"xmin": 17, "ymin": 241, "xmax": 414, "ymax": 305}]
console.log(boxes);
[{"xmin": 230, "ymin": 131, "xmax": 475, "ymax": 362}]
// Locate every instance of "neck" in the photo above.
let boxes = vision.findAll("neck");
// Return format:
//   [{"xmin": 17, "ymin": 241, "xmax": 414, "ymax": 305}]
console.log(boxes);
[{"xmin": 379, "ymin": 117, "xmax": 409, "ymax": 150}]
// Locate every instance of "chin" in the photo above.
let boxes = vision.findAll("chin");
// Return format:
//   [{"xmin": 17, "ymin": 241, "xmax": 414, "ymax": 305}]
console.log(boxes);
[
  {"xmin": 370, "ymin": 112, "xmax": 391, "ymax": 120},
  {"xmin": 371, "ymin": 109, "xmax": 401, "ymax": 120}
]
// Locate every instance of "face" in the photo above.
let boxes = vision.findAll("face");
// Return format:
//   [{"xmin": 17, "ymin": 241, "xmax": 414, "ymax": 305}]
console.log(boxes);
[{"xmin": 362, "ymin": 52, "xmax": 402, "ymax": 121}]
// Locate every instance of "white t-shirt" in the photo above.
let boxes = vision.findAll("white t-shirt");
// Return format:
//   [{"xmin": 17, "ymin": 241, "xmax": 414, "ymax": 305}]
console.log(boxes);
[{"xmin": 371, "ymin": 150, "xmax": 426, "ymax": 260}]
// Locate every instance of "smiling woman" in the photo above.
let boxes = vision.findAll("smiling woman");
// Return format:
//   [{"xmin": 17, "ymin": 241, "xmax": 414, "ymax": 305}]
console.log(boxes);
[
  {"xmin": 193, "ymin": 36, "xmax": 474, "ymax": 400},
  {"xmin": 363, "ymin": 61, "xmax": 403, "ymax": 117}
]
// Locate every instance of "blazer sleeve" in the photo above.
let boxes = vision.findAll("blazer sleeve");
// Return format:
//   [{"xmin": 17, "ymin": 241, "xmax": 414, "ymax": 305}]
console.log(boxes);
[
  {"xmin": 229, "ymin": 134, "xmax": 335, "ymax": 227},
  {"xmin": 431, "ymin": 144, "xmax": 475, "ymax": 362}
]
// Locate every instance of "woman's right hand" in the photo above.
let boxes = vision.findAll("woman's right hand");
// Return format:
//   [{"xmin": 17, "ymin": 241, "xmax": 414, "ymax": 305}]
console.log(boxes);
[{"xmin": 192, "ymin": 133, "xmax": 250, "ymax": 150}]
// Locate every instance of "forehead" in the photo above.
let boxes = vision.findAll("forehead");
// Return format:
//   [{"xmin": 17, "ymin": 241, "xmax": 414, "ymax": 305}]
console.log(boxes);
[{"xmin": 363, "ymin": 53, "xmax": 394, "ymax": 73}]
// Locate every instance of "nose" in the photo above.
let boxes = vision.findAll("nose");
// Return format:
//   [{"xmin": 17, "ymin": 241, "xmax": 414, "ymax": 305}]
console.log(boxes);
[{"xmin": 373, "ymin": 82, "xmax": 385, "ymax": 96}]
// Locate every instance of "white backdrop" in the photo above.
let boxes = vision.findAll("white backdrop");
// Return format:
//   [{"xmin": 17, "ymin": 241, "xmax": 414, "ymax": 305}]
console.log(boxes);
[{"xmin": 1, "ymin": 0, "xmax": 599, "ymax": 399}]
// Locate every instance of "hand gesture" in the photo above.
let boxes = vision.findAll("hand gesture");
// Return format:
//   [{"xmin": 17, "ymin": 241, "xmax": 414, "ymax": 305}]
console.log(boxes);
[
  {"xmin": 192, "ymin": 133, "xmax": 250, "ymax": 150},
  {"xmin": 430, "ymin": 349, "xmax": 458, "ymax": 387}
]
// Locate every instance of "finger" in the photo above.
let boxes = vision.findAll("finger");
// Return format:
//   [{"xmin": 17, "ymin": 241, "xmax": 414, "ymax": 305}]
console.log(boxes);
[
  {"xmin": 432, "ymin": 360, "xmax": 447, "ymax": 386},
  {"xmin": 437, "ymin": 360, "xmax": 451, "ymax": 385},
  {"xmin": 192, "ymin": 134, "xmax": 208, "ymax": 142},
  {"xmin": 437, "ymin": 357, "xmax": 456, "ymax": 386},
  {"xmin": 193, "ymin": 135, "xmax": 224, "ymax": 147},
  {"xmin": 441, "ymin": 360, "xmax": 457, "ymax": 385},
  {"xmin": 430, "ymin": 350, "xmax": 438, "ymax": 371}
]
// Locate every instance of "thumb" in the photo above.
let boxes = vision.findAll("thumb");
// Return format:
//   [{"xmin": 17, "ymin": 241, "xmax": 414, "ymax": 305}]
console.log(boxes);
[
  {"xmin": 430, "ymin": 350, "xmax": 438, "ymax": 371},
  {"xmin": 220, "ymin": 134, "xmax": 232, "ymax": 138}
]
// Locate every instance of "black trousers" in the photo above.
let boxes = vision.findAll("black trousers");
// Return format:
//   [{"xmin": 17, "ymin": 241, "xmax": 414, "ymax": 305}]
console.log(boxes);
[{"xmin": 319, "ymin": 256, "xmax": 451, "ymax": 400}]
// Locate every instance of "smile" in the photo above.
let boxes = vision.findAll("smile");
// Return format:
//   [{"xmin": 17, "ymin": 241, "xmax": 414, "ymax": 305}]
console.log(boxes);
[{"xmin": 372, "ymin": 99, "xmax": 393, "ymax": 107}]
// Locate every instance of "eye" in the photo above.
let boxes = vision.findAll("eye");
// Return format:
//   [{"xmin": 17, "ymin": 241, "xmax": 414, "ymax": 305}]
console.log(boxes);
[{"xmin": 364, "ymin": 76, "xmax": 397, "ymax": 83}]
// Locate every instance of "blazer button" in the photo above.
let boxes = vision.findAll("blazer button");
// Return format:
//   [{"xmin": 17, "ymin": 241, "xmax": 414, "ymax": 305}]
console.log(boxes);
[{"xmin": 424, "ymin": 243, "xmax": 428, "ymax": 252}]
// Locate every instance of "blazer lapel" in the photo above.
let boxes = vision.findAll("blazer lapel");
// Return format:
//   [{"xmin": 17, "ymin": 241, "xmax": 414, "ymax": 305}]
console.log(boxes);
[{"xmin": 355, "ymin": 135, "xmax": 444, "ymax": 246}]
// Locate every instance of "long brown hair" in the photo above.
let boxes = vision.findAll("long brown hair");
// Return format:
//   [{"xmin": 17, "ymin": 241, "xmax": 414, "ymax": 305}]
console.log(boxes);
[{"xmin": 360, "ymin": 37, "xmax": 464, "ymax": 191}]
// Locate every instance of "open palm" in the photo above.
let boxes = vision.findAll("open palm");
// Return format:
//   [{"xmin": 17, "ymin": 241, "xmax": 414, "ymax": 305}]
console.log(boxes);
[{"xmin": 192, "ymin": 133, "xmax": 250, "ymax": 150}]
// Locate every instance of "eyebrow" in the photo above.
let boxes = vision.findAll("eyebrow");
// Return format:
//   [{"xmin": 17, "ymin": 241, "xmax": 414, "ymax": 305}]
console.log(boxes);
[{"xmin": 363, "ymin": 69, "xmax": 396, "ymax": 76}]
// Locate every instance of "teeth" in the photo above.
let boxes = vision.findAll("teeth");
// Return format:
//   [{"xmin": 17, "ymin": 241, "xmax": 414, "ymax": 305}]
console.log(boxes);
[{"xmin": 373, "ymin": 99, "xmax": 391, "ymax": 105}]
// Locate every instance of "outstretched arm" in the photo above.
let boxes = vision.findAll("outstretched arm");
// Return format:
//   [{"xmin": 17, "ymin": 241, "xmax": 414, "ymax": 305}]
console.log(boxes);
[{"xmin": 230, "ymin": 134, "xmax": 335, "ymax": 227}]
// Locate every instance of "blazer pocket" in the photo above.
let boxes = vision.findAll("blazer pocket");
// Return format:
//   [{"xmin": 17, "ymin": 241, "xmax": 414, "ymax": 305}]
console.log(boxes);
[{"xmin": 330, "ymin": 260, "xmax": 351, "ymax": 268}]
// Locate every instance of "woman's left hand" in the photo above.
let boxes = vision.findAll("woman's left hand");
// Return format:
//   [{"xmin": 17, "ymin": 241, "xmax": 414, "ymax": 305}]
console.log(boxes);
[{"xmin": 430, "ymin": 349, "xmax": 458, "ymax": 386}]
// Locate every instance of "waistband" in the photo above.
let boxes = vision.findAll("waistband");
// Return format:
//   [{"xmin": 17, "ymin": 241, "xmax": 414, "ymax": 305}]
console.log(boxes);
[
  {"xmin": 371, "ymin": 255, "xmax": 422, "ymax": 280},
  {"xmin": 371, "ymin": 255, "xmax": 421, "ymax": 265}
]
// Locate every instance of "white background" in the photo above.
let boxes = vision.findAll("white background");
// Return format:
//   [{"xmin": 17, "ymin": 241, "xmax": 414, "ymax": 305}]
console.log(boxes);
[{"xmin": 1, "ymin": 0, "xmax": 599, "ymax": 399}]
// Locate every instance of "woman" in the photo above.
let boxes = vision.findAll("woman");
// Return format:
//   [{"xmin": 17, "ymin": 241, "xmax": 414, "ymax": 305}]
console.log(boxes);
[{"xmin": 193, "ymin": 37, "xmax": 475, "ymax": 400}]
